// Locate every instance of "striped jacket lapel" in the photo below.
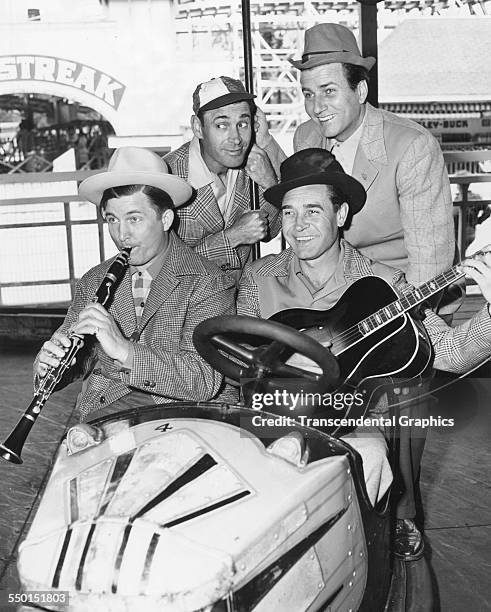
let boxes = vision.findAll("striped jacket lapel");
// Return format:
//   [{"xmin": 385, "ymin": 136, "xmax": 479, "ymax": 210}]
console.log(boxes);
[
  {"xmin": 139, "ymin": 242, "xmax": 180, "ymax": 332},
  {"xmin": 362, "ymin": 104, "xmax": 387, "ymax": 164},
  {"xmin": 111, "ymin": 270, "xmax": 137, "ymax": 336},
  {"xmin": 342, "ymin": 240, "xmax": 377, "ymax": 280},
  {"xmin": 166, "ymin": 143, "xmax": 190, "ymax": 180},
  {"xmin": 193, "ymin": 184, "xmax": 224, "ymax": 232},
  {"xmin": 169, "ymin": 143, "xmax": 225, "ymax": 233},
  {"xmin": 254, "ymin": 247, "xmax": 294, "ymax": 276},
  {"xmin": 353, "ymin": 104, "xmax": 387, "ymax": 192},
  {"xmin": 228, "ymin": 170, "xmax": 250, "ymax": 227},
  {"xmin": 138, "ymin": 234, "xmax": 205, "ymax": 332}
]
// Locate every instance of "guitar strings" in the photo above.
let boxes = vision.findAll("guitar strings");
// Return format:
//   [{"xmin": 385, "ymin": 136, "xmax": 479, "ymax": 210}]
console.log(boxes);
[
  {"xmin": 328, "ymin": 268, "xmax": 465, "ymax": 354},
  {"xmin": 325, "ymin": 250, "xmax": 484, "ymax": 352}
]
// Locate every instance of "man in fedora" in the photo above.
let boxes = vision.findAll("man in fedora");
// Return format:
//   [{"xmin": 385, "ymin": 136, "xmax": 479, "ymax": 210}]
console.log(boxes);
[
  {"xmin": 164, "ymin": 76, "xmax": 283, "ymax": 278},
  {"xmin": 237, "ymin": 149, "xmax": 491, "ymax": 555},
  {"xmin": 288, "ymin": 23, "xmax": 459, "ymax": 558},
  {"xmin": 290, "ymin": 23, "xmax": 455, "ymax": 290},
  {"xmin": 34, "ymin": 147, "xmax": 236, "ymax": 421}
]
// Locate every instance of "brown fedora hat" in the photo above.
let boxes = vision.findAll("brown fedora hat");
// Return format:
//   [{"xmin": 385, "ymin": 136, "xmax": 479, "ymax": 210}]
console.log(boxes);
[
  {"xmin": 290, "ymin": 23, "xmax": 375, "ymax": 72},
  {"xmin": 264, "ymin": 148, "xmax": 366, "ymax": 214}
]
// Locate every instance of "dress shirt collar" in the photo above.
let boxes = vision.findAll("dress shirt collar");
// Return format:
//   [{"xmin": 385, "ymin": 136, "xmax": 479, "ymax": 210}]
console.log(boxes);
[
  {"xmin": 188, "ymin": 135, "xmax": 216, "ymax": 189},
  {"xmin": 328, "ymin": 106, "xmax": 366, "ymax": 174},
  {"xmin": 293, "ymin": 240, "xmax": 347, "ymax": 297},
  {"xmin": 130, "ymin": 240, "xmax": 170, "ymax": 280}
]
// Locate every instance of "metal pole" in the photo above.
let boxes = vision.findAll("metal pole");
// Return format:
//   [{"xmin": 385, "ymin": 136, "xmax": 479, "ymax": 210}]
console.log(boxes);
[
  {"xmin": 358, "ymin": 1, "xmax": 380, "ymax": 108},
  {"xmin": 241, "ymin": 0, "xmax": 260, "ymax": 260}
]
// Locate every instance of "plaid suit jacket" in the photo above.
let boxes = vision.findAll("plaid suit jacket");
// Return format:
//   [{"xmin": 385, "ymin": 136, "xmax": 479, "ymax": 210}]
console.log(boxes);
[
  {"xmin": 238, "ymin": 240, "xmax": 491, "ymax": 374},
  {"xmin": 40, "ymin": 233, "xmax": 236, "ymax": 421},
  {"xmin": 164, "ymin": 142, "xmax": 281, "ymax": 274},
  {"xmin": 294, "ymin": 103, "xmax": 455, "ymax": 288}
]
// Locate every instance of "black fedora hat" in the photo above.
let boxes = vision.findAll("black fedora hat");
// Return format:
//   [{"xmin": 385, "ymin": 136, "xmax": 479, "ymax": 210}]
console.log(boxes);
[{"xmin": 264, "ymin": 148, "xmax": 366, "ymax": 214}]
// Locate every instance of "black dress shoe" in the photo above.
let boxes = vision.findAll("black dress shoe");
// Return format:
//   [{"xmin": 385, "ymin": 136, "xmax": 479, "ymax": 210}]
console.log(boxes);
[{"xmin": 394, "ymin": 518, "xmax": 425, "ymax": 561}]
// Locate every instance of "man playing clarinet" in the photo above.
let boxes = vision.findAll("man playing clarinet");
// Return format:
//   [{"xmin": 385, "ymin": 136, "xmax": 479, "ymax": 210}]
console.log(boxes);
[{"xmin": 34, "ymin": 147, "xmax": 236, "ymax": 421}]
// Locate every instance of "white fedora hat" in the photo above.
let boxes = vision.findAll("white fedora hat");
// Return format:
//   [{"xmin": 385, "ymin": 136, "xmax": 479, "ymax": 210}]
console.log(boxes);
[{"xmin": 79, "ymin": 146, "xmax": 193, "ymax": 207}]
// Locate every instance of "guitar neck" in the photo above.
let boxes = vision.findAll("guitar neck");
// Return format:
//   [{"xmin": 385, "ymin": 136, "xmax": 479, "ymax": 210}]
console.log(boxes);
[
  {"xmin": 399, "ymin": 244, "xmax": 489, "ymax": 309},
  {"xmin": 344, "ymin": 265, "xmax": 464, "ymax": 344},
  {"xmin": 399, "ymin": 265, "xmax": 464, "ymax": 311}
]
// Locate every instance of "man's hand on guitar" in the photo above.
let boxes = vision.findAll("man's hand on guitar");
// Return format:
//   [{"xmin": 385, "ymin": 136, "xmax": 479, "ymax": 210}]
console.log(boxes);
[{"xmin": 461, "ymin": 246, "xmax": 491, "ymax": 306}]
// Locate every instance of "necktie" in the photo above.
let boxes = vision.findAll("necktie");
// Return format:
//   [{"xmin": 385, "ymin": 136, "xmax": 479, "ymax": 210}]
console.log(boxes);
[
  {"xmin": 329, "ymin": 140, "xmax": 346, "ymax": 171},
  {"xmin": 131, "ymin": 269, "xmax": 152, "ymax": 325},
  {"xmin": 329, "ymin": 140, "xmax": 339, "ymax": 154}
]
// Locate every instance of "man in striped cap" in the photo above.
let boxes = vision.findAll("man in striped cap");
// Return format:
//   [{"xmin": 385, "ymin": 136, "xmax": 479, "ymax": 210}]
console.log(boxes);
[{"xmin": 165, "ymin": 76, "xmax": 284, "ymax": 279}]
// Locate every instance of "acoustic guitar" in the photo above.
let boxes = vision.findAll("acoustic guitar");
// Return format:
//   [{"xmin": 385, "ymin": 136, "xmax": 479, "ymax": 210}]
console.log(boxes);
[{"xmin": 269, "ymin": 261, "xmax": 469, "ymax": 424}]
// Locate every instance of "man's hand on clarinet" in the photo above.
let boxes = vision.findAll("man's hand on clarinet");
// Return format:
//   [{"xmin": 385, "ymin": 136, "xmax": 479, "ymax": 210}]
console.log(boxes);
[
  {"xmin": 35, "ymin": 331, "xmax": 72, "ymax": 378},
  {"xmin": 72, "ymin": 302, "xmax": 131, "ymax": 363}
]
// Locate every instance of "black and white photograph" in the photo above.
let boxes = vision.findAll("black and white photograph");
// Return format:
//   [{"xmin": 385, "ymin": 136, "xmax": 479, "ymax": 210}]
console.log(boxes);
[{"xmin": 0, "ymin": 1, "xmax": 490, "ymax": 610}]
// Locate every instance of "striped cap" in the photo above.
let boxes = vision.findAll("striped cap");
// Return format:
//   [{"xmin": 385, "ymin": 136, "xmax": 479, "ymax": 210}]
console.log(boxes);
[{"xmin": 192, "ymin": 76, "xmax": 255, "ymax": 115}]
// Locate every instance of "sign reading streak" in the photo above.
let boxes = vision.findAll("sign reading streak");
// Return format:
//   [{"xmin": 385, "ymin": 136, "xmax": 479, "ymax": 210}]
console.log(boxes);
[{"xmin": 0, "ymin": 55, "xmax": 126, "ymax": 110}]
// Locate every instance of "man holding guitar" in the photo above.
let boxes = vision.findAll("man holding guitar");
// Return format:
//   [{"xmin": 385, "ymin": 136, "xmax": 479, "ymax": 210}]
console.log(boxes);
[{"xmin": 237, "ymin": 148, "xmax": 491, "ymax": 558}]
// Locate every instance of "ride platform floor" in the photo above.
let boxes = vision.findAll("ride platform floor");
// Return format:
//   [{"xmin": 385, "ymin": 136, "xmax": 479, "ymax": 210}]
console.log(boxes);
[{"xmin": 0, "ymin": 322, "xmax": 490, "ymax": 612}]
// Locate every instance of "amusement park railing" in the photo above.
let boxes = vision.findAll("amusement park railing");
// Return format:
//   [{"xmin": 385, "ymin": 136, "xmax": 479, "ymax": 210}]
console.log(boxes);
[
  {"xmin": 443, "ymin": 150, "xmax": 491, "ymax": 260},
  {"xmin": 0, "ymin": 163, "xmax": 490, "ymax": 308},
  {"xmin": 451, "ymin": 173, "xmax": 491, "ymax": 258},
  {"xmin": 0, "ymin": 170, "xmax": 116, "ymax": 307}
]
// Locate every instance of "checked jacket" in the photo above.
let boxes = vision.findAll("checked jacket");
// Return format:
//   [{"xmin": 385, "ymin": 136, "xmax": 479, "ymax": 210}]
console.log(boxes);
[
  {"xmin": 38, "ymin": 233, "xmax": 236, "ymax": 421},
  {"xmin": 238, "ymin": 240, "xmax": 491, "ymax": 375},
  {"xmin": 164, "ymin": 142, "xmax": 282, "ymax": 274}
]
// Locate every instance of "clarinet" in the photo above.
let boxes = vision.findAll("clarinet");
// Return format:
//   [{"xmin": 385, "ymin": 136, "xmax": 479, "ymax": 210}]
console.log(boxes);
[{"xmin": 0, "ymin": 248, "xmax": 132, "ymax": 465}]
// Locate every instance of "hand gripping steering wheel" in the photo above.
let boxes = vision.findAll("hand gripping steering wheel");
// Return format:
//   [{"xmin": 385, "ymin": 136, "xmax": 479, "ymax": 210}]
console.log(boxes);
[{"xmin": 193, "ymin": 315, "xmax": 340, "ymax": 394}]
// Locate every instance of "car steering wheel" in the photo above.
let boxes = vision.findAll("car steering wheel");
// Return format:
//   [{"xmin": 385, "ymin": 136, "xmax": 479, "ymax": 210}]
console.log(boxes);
[{"xmin": 193, "ymin": 315, "xmax": 340, "ymax": 394}]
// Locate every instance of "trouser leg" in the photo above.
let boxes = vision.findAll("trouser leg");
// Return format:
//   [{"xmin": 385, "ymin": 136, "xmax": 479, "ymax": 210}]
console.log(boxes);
[{"xmin": 394, "ymin": 391, "xmax": 431, "ymax": 521}]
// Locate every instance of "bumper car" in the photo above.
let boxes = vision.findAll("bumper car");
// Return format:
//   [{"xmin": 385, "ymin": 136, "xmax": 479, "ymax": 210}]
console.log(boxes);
[{"xmin": 17, "ymin": 315, "xmax": 433, "ymax": 612}]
